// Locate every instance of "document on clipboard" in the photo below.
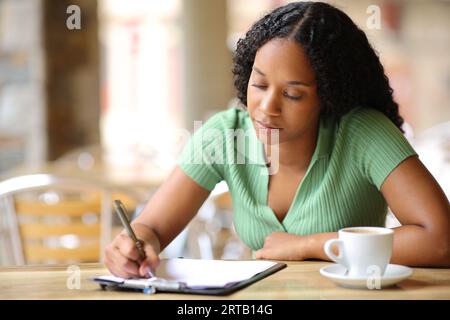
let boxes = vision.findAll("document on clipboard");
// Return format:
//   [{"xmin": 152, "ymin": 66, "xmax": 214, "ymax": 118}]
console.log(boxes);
[{"xmin": 92, "ymin": 258, "xmax": 286, "ymax": 295}]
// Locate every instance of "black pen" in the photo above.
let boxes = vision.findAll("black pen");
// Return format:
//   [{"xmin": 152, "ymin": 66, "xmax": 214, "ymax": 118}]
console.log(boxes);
[{"xmin": 113, "ymin": 199, "xmax": 155, "ymax": 278}]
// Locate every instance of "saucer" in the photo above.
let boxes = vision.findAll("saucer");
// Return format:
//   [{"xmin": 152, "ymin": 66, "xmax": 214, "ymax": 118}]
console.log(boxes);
[{"xmin": 319, "ymin": 264, "xmax": 413, "ymax": 289}]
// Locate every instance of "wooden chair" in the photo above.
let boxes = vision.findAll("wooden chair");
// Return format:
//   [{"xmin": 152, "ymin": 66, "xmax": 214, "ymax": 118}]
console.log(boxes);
[{"xmin": 0, "ymin": 174, "xmax": 142, "ymax": 265}]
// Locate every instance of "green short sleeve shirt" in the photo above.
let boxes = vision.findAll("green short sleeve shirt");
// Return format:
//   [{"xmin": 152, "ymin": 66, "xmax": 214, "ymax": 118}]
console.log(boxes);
[{"xmin": 177, "ymin": 107, "xmax": 417, "ymax": 250}]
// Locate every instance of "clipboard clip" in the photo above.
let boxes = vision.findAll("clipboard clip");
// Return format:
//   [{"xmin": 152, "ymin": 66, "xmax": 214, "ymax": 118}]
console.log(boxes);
[
  {"xmin": 146, "ymin": 277, "xmax": 187, "ymax": 293},
  {"xmin": 92, "ymin": 275, "xmax": 186, "ymax": 295},
  {"xmin": 126, "ymin": 277, "xmax": 187, "ymax": 294}
]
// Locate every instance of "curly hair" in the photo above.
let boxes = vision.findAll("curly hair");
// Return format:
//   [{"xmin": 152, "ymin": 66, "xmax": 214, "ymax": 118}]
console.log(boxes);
[{"xmin": 232, "ymin": 1, "xmax": 404, "ymax": 131}]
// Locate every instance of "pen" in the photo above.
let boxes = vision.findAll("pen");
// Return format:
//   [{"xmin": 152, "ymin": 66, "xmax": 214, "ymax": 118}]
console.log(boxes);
[{"xmin": 113, "ymin": 199, "xmax": 155, "ymax": 278}]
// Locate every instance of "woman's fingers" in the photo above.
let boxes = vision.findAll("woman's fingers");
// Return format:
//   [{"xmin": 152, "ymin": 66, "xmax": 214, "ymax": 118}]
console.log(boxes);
[
  {"xmin": 139, "ymin": 243, "xmax": 160, "ymax": 277},
  {"xmin": 112, "ymin": 246, "xmax": 140, "ymax": 275},
  {"xmin": 104, "ymin": 255, "xmax": 132, "ymax": 279},
  {"xmin": 105, "ymin": 242, "xmax": 140, "ymax": 278},
  {"xmin": 105, "ymin": 227, "xmax": 161, "ymax": 279},
  {"xmin": 117, "ymin": 233, "xmax": 141, "ymax": 261}
]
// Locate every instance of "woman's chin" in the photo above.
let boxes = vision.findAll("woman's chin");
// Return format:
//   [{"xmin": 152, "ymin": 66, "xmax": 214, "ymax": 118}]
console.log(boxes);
[{"xmin": 255, "ymin": 131, "xmax": 284, "ymax": 145}]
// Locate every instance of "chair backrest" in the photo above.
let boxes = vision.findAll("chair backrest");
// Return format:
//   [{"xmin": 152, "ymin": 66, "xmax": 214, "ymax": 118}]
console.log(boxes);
[{"xmin": 0, "ymin": 174, "xmax": 141, "ymax": 265}]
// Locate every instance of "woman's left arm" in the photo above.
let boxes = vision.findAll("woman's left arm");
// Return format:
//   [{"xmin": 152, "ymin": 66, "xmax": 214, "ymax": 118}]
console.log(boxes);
[
  {"xmin": 256, "ymin": 156, "xmax": 450, "ymax": 267},
  {"xmin": 376, "ymin": 155, "xmax": 450, "ymax": 266}
]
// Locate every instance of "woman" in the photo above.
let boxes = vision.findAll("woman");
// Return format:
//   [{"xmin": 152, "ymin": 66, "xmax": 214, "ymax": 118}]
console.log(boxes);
[{"xmin": 105, "ymin": 1, "xmax": 450, "ymax": 278}]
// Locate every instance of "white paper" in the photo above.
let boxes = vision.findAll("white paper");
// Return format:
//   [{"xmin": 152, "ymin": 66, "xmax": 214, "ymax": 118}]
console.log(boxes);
[{"xmin": 97, "ymin": 259, "xmax": 277, "ymax": 289}]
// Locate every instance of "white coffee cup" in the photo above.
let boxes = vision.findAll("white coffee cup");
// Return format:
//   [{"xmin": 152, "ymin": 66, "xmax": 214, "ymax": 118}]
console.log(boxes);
[{"xmin": 324, "ymin": 227, "xmax": 394, "ymax": 278}]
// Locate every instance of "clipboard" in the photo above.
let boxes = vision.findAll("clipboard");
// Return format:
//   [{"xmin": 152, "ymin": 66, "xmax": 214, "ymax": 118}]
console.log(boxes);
[{"xmin": 92, "ymin": 259, "xmax": 287, "ymax": 295}]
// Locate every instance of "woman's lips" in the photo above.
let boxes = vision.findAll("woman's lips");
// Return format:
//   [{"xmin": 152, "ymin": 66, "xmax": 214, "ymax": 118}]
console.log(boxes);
[{"xmin": 254, "ymin": 120, "xmax": 282, "ymax": 131}]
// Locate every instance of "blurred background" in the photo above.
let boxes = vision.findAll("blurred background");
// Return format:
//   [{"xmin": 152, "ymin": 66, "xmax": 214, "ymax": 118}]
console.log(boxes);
[{"xmin": 0, "ymin": 0, "xmax": 449, "ymax": 266}]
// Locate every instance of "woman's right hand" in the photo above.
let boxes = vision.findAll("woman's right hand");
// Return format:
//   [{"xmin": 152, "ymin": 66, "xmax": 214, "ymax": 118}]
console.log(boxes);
[
  {"xmin": 104, "ymin": 167, "xmax": 212, "ymax": 278},
  {"xmin": 104, "ymin": 223, "xmax": 161, "ymax": 279}
]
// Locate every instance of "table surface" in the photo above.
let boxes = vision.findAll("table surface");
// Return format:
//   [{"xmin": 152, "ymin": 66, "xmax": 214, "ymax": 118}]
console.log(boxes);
[{"xmin": 1, "ymin": 261, "xmax": 449, "ymax": 300}]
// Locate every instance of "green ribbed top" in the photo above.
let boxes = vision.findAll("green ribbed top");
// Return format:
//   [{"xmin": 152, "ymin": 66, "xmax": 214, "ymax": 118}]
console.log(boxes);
[{"xmin": 177, "ymin": 107, "xmax": 417, "ymax": 251}]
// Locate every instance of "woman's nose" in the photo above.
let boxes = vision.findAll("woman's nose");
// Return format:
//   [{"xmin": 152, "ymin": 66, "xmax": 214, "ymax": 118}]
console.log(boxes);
[{"xmin": 260, "ymin": 91, "xmax": 281, "ymax": 116}]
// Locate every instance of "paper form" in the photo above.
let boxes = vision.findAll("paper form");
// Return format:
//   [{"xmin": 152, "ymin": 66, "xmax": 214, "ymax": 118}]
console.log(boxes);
[{"xmin": 97, "ymin": 258, "xmax": 277, "ymax": 289}]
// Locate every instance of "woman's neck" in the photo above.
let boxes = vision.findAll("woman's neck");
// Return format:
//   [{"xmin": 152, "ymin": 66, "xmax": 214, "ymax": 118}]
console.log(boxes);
[{"xmin": 264, "ymin": 125, "xmax": 319, "ymax": 173}]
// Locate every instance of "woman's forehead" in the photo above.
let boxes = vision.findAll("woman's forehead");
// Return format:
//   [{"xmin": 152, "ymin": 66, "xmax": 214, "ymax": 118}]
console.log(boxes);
[{"xmin": 253, "ymin": 38, "xmax": 315, "ymax": 82}]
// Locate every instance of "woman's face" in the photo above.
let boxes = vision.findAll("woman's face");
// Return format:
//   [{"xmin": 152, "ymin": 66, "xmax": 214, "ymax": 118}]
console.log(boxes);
[{"xmin": 247, "ymin": 38, "xmax": 320, "ymax": 144}]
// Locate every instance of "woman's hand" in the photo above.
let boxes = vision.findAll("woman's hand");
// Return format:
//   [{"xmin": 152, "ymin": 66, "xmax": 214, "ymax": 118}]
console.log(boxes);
[
  {"xmin": 104, "ymin": 223, "xmax": 161, "ymax": 278},
  {"xmin": 255, "ymin": 232, "xmax": 308, "ymax": 260}
]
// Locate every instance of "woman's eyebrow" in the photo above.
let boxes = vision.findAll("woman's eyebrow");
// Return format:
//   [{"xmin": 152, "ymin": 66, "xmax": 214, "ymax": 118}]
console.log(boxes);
[
  {"xmin": 252, "ymin": 66, "xmax": 312, "ymax": 87},
  {"xmin": 253, "ymin": 66, "xmax": 266, "ymax": 76}
]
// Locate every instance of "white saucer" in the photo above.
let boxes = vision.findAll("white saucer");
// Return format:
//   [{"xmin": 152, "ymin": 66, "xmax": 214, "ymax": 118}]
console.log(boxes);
[{"xmin": 320, "ymin": 264, "xmax": 413, "ymax": 289}]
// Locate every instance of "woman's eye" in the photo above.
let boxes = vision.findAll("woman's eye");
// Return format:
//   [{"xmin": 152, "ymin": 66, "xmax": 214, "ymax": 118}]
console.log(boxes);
[
  {"xmin": 251, "ymin": 84, "xmax": 302, "ymax": 100},
  {"xmin": 283, "ymin": 91, "xmax": 302, "ymax": 100},
  {"xmin": 251, "ymin": 84, "xmax": 267, "ymax": 89}
]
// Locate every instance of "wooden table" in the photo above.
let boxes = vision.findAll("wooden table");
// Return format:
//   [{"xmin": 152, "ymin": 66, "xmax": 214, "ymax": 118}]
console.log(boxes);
[{"xmin": 1, "ymin": 261, "xmax": 449, "ymax": 299}]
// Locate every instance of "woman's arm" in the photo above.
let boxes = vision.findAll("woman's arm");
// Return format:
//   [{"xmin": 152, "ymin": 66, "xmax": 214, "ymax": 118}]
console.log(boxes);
[
  {"xmin": 377, "ymin": 155, "xmax": 450, "ymax": 266},
  {"xmin": 105, "ymin": 166, "xmax": 211, "ymax": 278},
  {"xmin": 256, "ymin": 156, "xmax": 450, "ymax": 267},
  {"xmin": 133, "ymin": 166, "xmax": 211, "ymax": 250}
]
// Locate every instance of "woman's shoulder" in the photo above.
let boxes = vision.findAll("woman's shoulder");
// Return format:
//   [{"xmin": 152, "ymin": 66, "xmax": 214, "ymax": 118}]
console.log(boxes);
[
  {"xmin": 338, "ymin": 107, "xmax": 400, "ymax": 137},
  {"xmin": 201, "ymin": 107, "xmax": 249, "ymax": 131},
  {"xmin": 335, "ymin": 106, "xmax": 415, "ymax": 158},
  {"xmin": 335, "ymin": 107, "xmax": 416, "ymax": 190},
  {"xmin": 341, "ymin": 107, "xmax": 390, "ymax": 126}
]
